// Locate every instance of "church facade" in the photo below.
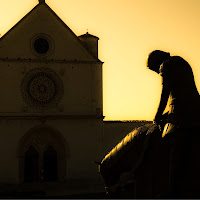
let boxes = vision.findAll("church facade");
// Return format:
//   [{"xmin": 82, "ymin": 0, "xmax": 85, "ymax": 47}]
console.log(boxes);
[
  {"xmin": 0, "ymin": 0, "xmax": 151, "ymax": 196},
  {"xmin": 0, "ymin": 0, "xmax": 103, "ymax": 186}
]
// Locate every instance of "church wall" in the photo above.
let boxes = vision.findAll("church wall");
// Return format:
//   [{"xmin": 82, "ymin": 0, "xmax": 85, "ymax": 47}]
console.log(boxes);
[
  {"xmin": 49, "ymin": 118, "xmax": 103, "ymax": 181},
  {"xmin": 0, "ymin": 5, "xmax": 95, "ymax": 61},
  {"xmin": 0, "ymin": 119, "xmax": 152, "ymax": 184},
  {"xmin": 0, "ymin": 60, "xmax": 102, "ymax": 115},
  {"xmin": 0, "ymin": 119, "xmax": 40, "ymax": 183},
  {"xmin": 0, "ymin": 118, "xmax": 103, "ymax": 184},
  {"xmin": 0, "ymin": 1, "xmax": 105, "ymax": 194}
]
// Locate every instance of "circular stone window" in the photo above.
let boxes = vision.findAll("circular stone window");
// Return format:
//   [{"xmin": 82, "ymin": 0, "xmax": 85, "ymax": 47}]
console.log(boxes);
[
  {"xmin": 31, "ymin": 34, "xmax": 53, "ymax": 57},
  {"xmin": 34, "ymin": 38, "xmax": 49, "ymax": 54},
  {"xmin": 21, "ymin": 68, "xmax": 63, "ymax": 110}
]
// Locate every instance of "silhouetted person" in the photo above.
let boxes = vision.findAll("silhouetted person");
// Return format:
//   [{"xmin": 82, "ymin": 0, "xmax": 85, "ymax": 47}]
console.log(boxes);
[
  {"xmin": 98, "ymin": 50, "xmax": 200, "ymax": 198},
  {"xmin": 147, "ymin": 50, "xmax": 200, "ymax": 129},
  {"xmin": 147, "ymin": 50, "xmax": 200, "ymax": 198}
]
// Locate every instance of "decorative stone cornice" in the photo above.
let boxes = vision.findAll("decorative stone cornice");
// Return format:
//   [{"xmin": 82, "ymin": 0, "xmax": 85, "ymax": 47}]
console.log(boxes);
[
  {"xmin": 0, "ymin": 114, "xmax": 105, "ymax": 120},
  {"xmin": 0, "ymin": 58, "xmax": 103, "ymax": 64}
]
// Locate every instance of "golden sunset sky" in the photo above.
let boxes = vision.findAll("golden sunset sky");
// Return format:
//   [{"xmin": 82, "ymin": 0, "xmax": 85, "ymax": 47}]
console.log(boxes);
[{"xmin": 0, "ymin": 0, "xmax": 200, "ymax": 121}]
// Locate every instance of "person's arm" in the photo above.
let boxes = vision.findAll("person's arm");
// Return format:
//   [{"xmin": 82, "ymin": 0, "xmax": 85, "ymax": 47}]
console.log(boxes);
[{"xmin": 154, "ymin": 64, "xmax": 170, "ymax": 124}]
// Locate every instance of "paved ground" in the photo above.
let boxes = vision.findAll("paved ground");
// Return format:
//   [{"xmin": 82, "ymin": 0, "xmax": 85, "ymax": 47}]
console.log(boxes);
[
  {"xmin": 0, "ymin": 181, "xmax": 106, "ymax": 199},
  {"xmin": 0, "ymin": 191, "xmax": 107, "ymax": 199}
]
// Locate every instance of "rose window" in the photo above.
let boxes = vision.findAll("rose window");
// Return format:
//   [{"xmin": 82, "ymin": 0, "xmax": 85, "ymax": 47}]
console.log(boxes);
[{"xmin": 21, "ymin": 68, "xmax": 63, "ymax": 109}]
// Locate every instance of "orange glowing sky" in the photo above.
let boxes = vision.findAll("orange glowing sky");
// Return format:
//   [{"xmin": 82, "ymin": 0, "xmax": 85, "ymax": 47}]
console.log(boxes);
[{"xmin": 0, "ymin": 0, "xmax": 200, "ymax": 120}]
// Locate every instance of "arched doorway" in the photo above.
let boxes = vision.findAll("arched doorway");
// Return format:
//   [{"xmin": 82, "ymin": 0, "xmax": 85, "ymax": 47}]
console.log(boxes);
[
  {"xmin": 18, "ymin": 126, "xmax": 69, "ymax": 183},
  {"xmin": 24, "ymin": 146, "xmax": 39, "ymax": 182},
  {"xmin": 43, "ymin": 145, "xmax": 58, "ymax": 181}
]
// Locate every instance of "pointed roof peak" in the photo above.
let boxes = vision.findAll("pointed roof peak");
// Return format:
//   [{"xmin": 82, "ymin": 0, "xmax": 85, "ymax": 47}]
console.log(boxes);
[
  {"xmin": 79, "ymin": 32, "xmax": 99, "ymax": 40},
  {"xmin": 39, "ymin": 0, "xmax": 45, "ymax": 4}
]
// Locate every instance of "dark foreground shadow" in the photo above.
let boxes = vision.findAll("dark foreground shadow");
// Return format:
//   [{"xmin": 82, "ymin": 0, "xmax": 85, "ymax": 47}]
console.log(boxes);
[
  {"xmin": 98, "ymin": 123, "xmax": 200, "ymax": 199},
  {"xmin": 0, "ymin": 191, "xmax": 106, "ymax": 199}
]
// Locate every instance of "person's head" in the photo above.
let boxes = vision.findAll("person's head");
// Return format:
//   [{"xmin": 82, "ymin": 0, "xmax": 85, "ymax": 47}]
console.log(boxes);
[{"xmin": 146, "ymin": 50, "xmax": 170, "ymax": 73}]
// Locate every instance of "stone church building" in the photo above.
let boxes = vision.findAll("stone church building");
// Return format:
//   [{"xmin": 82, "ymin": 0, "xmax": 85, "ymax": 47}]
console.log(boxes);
[{"xmin": 0, "ymin": 0, "xmax": 150, "ymax": 196}]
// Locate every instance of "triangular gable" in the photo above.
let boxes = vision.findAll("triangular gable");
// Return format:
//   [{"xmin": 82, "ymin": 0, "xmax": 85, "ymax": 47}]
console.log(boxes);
[{"xmin": 0, "ymin": 2, "xmax": 101, "ymax": 62}]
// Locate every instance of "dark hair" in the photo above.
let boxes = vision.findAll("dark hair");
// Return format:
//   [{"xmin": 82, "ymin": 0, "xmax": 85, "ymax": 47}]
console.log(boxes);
[{"xmin": 147, "ymin": 50, "xmax": 170, "ymax": 72}]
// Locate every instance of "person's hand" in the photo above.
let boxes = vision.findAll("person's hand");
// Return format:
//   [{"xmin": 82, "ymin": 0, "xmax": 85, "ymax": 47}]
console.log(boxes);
[
  {"xmin": 153, "ymin": 114, "xmax": 163, "ymax": 131},
  {"xmin": 153, "ymin": 114, "xmax": 162, "ymax": 125}
]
